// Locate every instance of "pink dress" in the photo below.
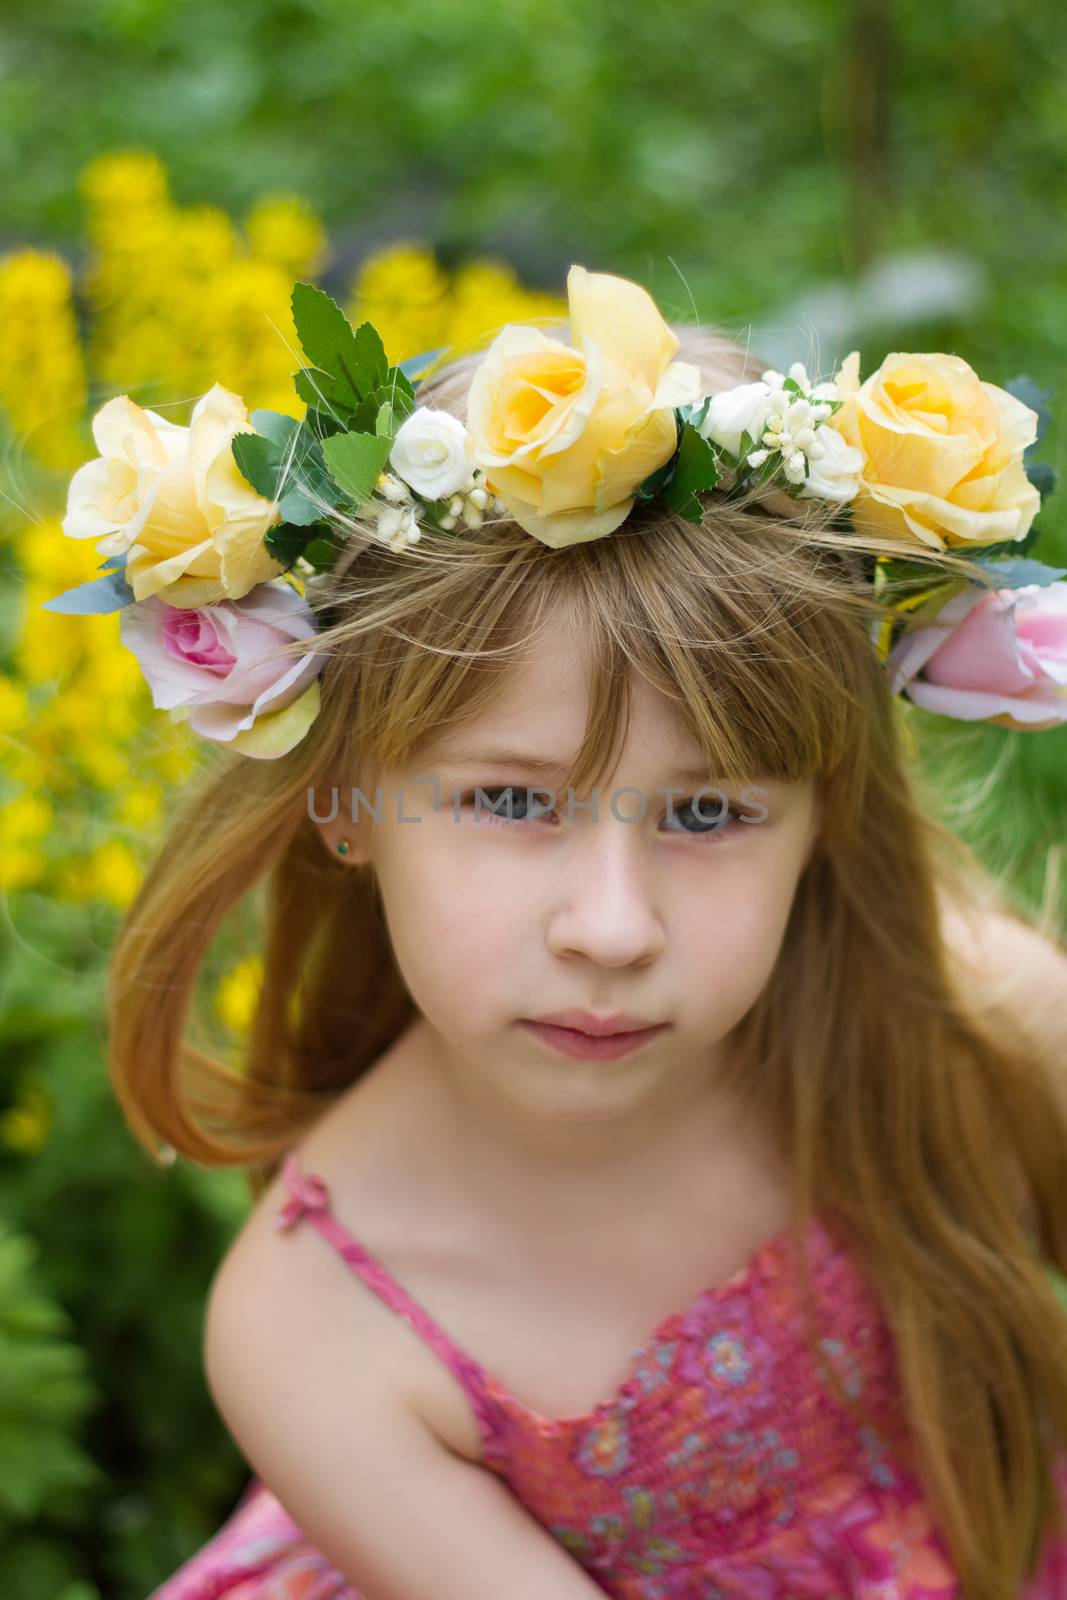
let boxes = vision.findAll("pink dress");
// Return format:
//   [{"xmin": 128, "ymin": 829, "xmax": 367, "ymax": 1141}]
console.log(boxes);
[{"xmin": 149, "ymin": 1150, "xmax": 1067, "ymax": 1599}]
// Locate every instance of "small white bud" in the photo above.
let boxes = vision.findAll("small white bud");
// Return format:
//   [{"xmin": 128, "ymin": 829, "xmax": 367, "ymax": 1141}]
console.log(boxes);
[
  {"xmin": 811, "ymin": 403, "xmax": 833, "ymax": 422},
  {"xmin": 440, "ymin": 514, "xmax": 458, "ymax": 531},
  {"xmin": 383, "ymin": 506, "xmax": 419, "ymax": 550},
  {"xmin": 784, "ymin": 452, "xmax": 808, "ymax": 485},
  {"xmin": 469, "ymin": 486, "xmax": 489, "ymax": 510},
  {"xmin": 462, "ymin": 503, "xmax": 484, "ymax": 529},
  {"xmin": 378, "ymin": 472, "xmax": 412, "ymax": 503},
  {"xmin": 761, "ymin": 368, "xmax": 786, "ymax": 389},
  {"xmin": 788, "ymin": 361, "xmax": 812, "ymax": 390},
  {"xmin": 376, "ymin": 504, "xmax": 407, "ymax": 542},
  {"xmin": 746, "ymin": 448, "xmax": 770, "ymax": 468},
  {"xmin": 793, "ymin": 426, "xmax": 818, "ymax": 452},
  {"xmin": 449, "ymin": 495, "xmax": 464, "ymax": 517}
]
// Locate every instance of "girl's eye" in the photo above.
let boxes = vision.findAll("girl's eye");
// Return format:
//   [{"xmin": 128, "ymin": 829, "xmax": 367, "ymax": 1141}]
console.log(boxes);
[
  {"xmin": 461, "ymin": 787, "xmax": 556, "ymax": 827},
  {"xmin": 461, "ymin": 788, "xmax": 744, "ymax": 840},
  {"xmin": 665, "ymin": 796, "xmax": 743, "ymax": 839}
]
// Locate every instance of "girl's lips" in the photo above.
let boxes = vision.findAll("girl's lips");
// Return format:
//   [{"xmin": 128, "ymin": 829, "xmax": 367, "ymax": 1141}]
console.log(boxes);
[{"xmin": 519, "ymin": 1019, "xmax": 669, "ymax": 1061}]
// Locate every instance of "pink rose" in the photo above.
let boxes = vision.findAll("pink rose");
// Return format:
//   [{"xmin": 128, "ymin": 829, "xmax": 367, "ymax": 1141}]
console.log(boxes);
[
  {"xmin": 120, "ymin": 580, "xmax": 326, "ymax": 758},
  {"xmin": 887, "ymin": 581, "xmax": 1067, "ymax": 731}
]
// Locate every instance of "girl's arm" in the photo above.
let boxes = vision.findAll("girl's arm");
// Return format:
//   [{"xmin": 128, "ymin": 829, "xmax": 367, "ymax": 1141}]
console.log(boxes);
[{"xmin": 203, "ymin": 1230, "xmax": 608, "ymax": 1600}]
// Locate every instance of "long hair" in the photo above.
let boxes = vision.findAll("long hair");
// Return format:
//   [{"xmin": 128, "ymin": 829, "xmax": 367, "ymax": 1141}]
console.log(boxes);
[{"xmin": 108, "ymin": 318, "xmax": 1067, "ymax": 1597}]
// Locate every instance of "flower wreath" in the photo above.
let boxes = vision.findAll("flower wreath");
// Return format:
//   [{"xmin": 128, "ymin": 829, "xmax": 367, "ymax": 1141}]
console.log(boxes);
[{"xmin": 45, "ymin": 264, "xmax": 1067, "ymax": 758}]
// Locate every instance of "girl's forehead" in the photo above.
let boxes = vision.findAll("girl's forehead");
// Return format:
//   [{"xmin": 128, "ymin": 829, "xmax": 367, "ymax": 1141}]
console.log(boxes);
[
  {"xmin": 430, "ymin": 629, "xmax": 681, "ymax": 743},
  {"xmin": 415, "ymin": 672, "xmax": 696, "ymax": 769}
]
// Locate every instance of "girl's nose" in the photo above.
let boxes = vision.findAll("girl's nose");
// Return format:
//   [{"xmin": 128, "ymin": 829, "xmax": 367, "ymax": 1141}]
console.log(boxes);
[{"xmin": 545, "ymin": 814, "xmax": 666, "ymax": 967}]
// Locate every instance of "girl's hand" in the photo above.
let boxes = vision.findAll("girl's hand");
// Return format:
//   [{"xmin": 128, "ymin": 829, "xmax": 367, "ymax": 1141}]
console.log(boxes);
[{"xmin": 203, "ymin": 1225, "xmax": 609, "ymax": 1600}]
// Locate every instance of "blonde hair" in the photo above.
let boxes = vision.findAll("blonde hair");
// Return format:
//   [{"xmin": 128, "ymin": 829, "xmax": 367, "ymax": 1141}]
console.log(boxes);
[{"xmin": 108, "ymin": 318, "xmax": 1067, "ymax": 1597}]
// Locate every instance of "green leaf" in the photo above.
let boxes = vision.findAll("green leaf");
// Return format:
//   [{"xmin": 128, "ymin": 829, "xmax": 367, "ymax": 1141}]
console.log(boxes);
[
  {"xmin": 321, "ymin": 431, "xmax": 393, "ymax": 506},
  {"xmin": 231, "ymin": 432, "xmax": 281, "ymax": 500},
  {"xmin": 376, "ymin": 400, "xmax": 396, "ymax": 438},
  {"xmin": 634, "ymin": 456, "xmax": 678, "ymax": 502},
  {"xmin": 291, "ymin": 283, "xmax": 388, "ymax": 411},
  {"xmin": 302, "ymin": 534, "xmax": 343, "ymax": 571},
  {"xmin": 264, "ymin": 521, "xmax": 315, "ymax": 568},
  {"xmin": 875, "ymin": 556, "xmax": 936, "ymax": 589},
  {"xmin": 234, "ymin": 421, "xmax": 337, "ymax": 526},
  {"xmin": 677, "ymin": 395, "xmax": 711, "ymax": 433},
  {"xmin": 351, "ymin": 320, "xmax": 389, "ymax": 390},
  {"xmin": 345, "ymin": 393, "xmax": 386, "ymax": 434},
  {"xmin": 381, "ymin": 367, "xmax": 418, "ymax": 421},
  {"xmin": 296, "ymin": 441, "xmax": 337, "ymax": 504},
  {"xmin": 665, "ymin": 423, "xmax": 721, "ymax": 522},
  {"xmin": 40, "ymin": 568, "xmax": 135, "ymax": 615},
  {"xmin": 1026, "ymin": 461, "xmax": 1057, "ymax": 500},
  {"xmin": 248, "ymin": 410, "xmax": 301, "ymax": 450},
  {"xmin": 277, "ymin": 487, "xmax": 323, "ymax": 526},
  {"xmin": 294, "ymin": 366, "xmax": 340, "ymax": 413},
  {"xmin": 967, "ymin": 557, "xmax": 1067, "ymax": 589},
  {"xmin": 345, "ymin": 374, "xmax": 417, "ymax": 435},
  {"xmin": 303, "ymin": 404, "xmax": 348, "ymax": 441}
]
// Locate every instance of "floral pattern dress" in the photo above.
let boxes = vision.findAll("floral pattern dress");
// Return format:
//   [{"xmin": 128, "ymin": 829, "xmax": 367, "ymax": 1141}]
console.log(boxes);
[{"xmin": 148, "ymin": 1152, "xmax": 1067, "ymax": 1599}]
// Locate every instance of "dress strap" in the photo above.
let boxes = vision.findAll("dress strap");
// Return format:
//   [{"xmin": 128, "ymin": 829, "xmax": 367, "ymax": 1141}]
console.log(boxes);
[{"xmin": 273, "ymin": 1150, "xmax": 502, "ymax": 1448}]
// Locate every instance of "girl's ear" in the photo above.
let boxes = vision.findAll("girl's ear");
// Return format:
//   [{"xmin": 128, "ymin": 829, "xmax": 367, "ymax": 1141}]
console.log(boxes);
[{"xmin": 307, "ymin": 782, "xmax": 373, "ymax": 866}]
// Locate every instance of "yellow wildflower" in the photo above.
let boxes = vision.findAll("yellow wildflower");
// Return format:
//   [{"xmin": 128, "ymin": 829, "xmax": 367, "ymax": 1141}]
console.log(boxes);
[{"xmin": 215, "ymin": 954, "xmax": 265, "ymax": 1034}]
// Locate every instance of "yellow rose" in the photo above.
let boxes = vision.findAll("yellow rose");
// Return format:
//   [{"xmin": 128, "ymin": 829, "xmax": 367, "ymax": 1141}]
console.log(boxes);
[
  {"xmin": 828, "ymin": 350, "xmax": 1041, "ymax": 550},
  {"xmin": 463, "ymin": 263, "xmax": 704, "ymax": 548},
  {"xmin": 63, "ymin": 383, "xmax": 284, "ymax": 607}
]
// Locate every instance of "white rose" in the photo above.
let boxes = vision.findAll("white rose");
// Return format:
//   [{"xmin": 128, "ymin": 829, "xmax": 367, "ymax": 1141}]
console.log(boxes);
[
  {"xmin": 696, "ymin": 381, "xmax": 773, "ymax": 460},
  {"xmin": 798, "ymin": 425, "xmax": 864, "ymax": 503},
  {"xmin": 390, "ymin": 407, "xmax": 475, "ymax": 501}
]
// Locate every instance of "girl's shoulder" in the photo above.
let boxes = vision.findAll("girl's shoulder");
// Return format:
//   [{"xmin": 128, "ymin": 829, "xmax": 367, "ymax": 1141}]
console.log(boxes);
[{"xmin": 214, "ymin": 1034, "xmax": 495, "ymax": 1461}]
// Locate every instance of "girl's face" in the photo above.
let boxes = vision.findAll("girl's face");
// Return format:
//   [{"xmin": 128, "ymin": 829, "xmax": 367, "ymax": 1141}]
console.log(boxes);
[{"xmin": 331, "ymin": 616, "xmax": 821, "ymax": 1134}]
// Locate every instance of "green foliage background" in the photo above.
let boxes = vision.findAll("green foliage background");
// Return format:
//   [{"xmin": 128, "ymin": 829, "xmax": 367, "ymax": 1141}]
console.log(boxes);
[{"xmin": 1, "ymin": 2, "xmax": 1065, "ymax": 1596}]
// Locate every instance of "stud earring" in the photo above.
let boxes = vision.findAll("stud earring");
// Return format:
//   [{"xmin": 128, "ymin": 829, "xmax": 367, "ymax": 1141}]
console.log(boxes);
[{"xmin": 336, "ymin": 838, "xmax": 351, "ymax": 856}]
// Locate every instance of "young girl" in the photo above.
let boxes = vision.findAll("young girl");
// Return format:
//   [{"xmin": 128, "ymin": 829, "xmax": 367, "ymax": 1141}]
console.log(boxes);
[{"xmin": 56, "ymin": 264, "xmax": 1067, "ymax": 1598}]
